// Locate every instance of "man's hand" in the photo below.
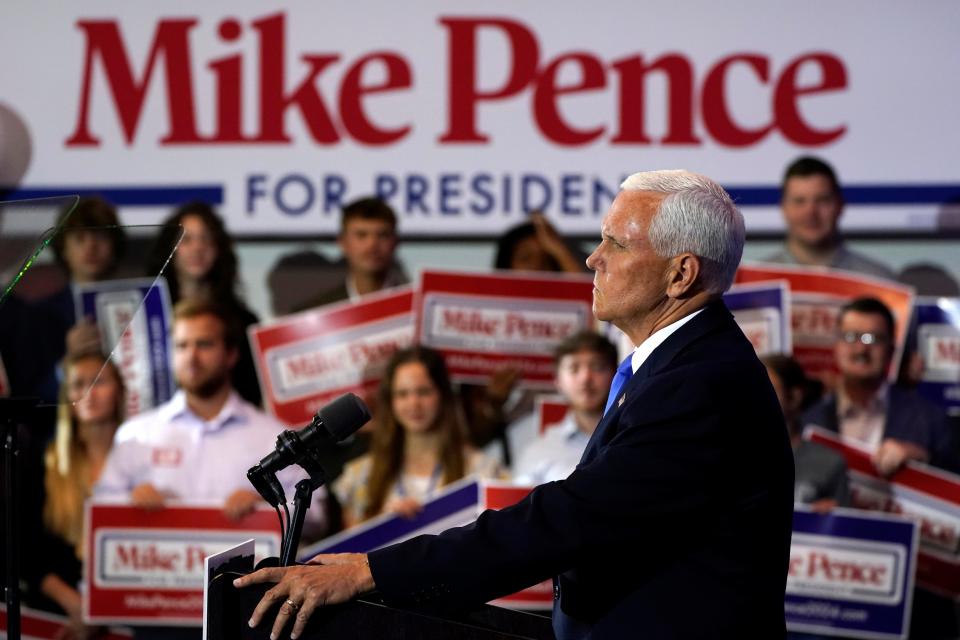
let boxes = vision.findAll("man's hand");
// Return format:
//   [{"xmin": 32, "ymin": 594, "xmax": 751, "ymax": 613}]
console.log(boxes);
[
  {"xmin": 530, "ymin": 211, "xmax": 584, "ymax": 273},
  {"xmin": 65, "ymin": 319, "xmax": 102, "ymax": 356},
  {"xmin": 233, "ymin": 553, "xmax": 375, "ymax": 640},
  {"xmin": 130, "ymin": 483, "xmax": 166, "ymax": 510},
  {"xmin": 873, "ymin": 438, "xmax": 929, "ymax": 477},
  {"xmin": 223, "ymin": 489, "xmax": 263, "ymax": 521}
]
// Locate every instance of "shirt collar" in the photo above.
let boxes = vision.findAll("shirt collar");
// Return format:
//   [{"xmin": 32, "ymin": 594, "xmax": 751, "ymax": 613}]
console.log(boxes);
[
  {"xmin": 837, "ymin": 383, "xmax": 889, "ymax": 417},
  {"xmin": 164, "ymin": 389, "xmax": 248, "ymax": 432},
  {"xmin": 630, "ymin": 308, "xmax": 705, "ymax": 373}
]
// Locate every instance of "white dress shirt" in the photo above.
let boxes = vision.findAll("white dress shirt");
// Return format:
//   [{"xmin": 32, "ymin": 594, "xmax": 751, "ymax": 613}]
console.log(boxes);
[
  {"xmin": 96, "ymin": 390, "xmax": 327, "ymax": 530},
  {"xmin": 512, "ymin": 413, "xmax": 592, "ymax": 485},
  {"xmin": 630, "ymin": 309, "xmax": 704, "ymax": 373}
]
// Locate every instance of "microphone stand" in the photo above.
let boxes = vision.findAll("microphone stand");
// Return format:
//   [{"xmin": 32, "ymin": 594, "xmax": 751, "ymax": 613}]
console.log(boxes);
[
  {"xmin": 1, "ymin": 397, "xmax": 44, "ymax": 640},
  {"xmin": 281, "ymin": 448, "xmax": 327, "ymax": 567}
]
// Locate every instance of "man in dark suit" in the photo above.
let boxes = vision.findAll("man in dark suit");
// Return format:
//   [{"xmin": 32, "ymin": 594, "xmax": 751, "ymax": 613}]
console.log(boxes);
[
  {"xmin": 236, "ymin": 170, "xmax": 796, "ymax": 639},
  {"xmin": 802, "ymin": 296, "xmax": 957, "ymax": 474}
]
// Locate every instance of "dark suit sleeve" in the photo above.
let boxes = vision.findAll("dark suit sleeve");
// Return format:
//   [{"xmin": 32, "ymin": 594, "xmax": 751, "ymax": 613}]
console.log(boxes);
[{"xmin": 369, "ymin": 360, "xmax": 774, "ymax": 609}]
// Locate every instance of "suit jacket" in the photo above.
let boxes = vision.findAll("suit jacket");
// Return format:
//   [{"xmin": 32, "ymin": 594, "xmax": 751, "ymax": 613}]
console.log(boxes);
[
  {"xmin": 369, "ymin": 301, "xmax": 795, "ymax": 639},
  {"xmin": 802, "ymin": 386, "xmax": 958, "ymax": 472}
]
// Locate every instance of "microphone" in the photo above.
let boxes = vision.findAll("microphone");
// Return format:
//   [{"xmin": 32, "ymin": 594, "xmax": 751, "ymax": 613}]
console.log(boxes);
[{"xmin": 253, "ymin": 393, "xmax": 371, "ymax": 476}]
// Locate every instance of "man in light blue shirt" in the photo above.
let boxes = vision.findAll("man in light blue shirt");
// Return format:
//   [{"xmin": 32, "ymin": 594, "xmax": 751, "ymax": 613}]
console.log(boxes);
[
  {"xmin": 513, "ymin": 331, "xmax": 617, "ymax": 485},
  {"xmin": 96, "ymin": 298, "xmax": 327, "ymax": 529}
]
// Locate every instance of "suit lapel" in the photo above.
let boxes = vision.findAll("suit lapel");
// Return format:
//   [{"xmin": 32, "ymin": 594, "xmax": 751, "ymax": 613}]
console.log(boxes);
[{"xmin": 579, "ymin": 301, "xmax": 734, "ymax": 465}]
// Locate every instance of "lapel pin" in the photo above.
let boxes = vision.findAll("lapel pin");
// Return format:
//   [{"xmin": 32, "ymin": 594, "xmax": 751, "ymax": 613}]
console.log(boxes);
[{"xmin": 618, "ymin": 394, "xmax": 625, "ymax": 407}]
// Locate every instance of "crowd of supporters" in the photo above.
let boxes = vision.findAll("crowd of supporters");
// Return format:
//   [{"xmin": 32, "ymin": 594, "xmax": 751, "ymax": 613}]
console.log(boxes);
[{"xmin": 2, "ymin": 154, "xmax": 959, "ymax": 639}]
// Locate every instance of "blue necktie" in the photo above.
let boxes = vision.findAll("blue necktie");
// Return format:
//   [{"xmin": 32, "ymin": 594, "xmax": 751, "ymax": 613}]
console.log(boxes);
[{"xmin": 603, "ymin": 355, "xmax": 635, "ymax": 415}]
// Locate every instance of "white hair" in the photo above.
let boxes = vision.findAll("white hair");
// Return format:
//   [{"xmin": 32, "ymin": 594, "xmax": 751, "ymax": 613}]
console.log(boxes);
[{"xmin": 620, "ymin": 169, "xmax": 745, "ymax": 294}]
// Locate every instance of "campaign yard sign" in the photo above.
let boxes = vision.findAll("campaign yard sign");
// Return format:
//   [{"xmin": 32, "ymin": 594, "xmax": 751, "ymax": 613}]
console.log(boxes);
[
  {"xmin": 912, "ymin": 297, "xmax": 960, "ymax": 417},
  {"xmin": 805, "ymin": 427, "xmax": 960, "ymax": 600},
  {"xmin": 0, "ymin": 605, "xmax": 133, "ymax": 640},
  {"xmin": 724, "ymin": 280, "xmax": 791, "ymax": 356},
  {"xmin": 84, "ymin": 502, "xmax": 281, "ymax": 626},
  {"xmin": 787, "ymin": 508, "xmax": 918, "ymax": 639},
  {"xmin": 74, "ymin": 277, "xmax": 175, "ymax": 418},
  {"xmin": 249, "ymin": 286, "xmax": 414, "ymax": 426},
  {"xmin": 417, "ymin": 269, "xmax": 594, "ymax": 388},
  {"xmin": 736, "ymin": 264, "xmax": 913, "ymax": 380}
]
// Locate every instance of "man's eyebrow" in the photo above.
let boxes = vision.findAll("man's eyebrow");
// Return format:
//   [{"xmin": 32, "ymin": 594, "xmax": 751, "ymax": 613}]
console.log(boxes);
[{"xmin": 603, "ymin": 231, "xmax": 625, "ymax": 245}]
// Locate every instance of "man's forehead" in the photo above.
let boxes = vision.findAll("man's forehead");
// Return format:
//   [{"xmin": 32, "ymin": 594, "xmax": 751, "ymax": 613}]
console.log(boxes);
[
  {"xmin": 839, "ymin": 311, "xmax": 889, "ymax": 329},
  {"xmin": 603, "ymin": 190, "xmax": 666, "ymax": 233},
  {"xmin": 173, "ymin": 315, "xmax": 224, "ymax": 337}
]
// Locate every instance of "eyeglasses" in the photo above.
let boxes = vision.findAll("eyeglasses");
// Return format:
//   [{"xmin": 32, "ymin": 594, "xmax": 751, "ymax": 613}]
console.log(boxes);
[{"xmin": 838, "ymin": 331, "xmax": 890, "ymax": 346}]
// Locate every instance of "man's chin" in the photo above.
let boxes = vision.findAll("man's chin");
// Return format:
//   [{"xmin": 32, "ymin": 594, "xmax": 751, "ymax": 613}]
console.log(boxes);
[{"xmin": 179, "ymin": 377, "xmax": 229, "ymax": 399}]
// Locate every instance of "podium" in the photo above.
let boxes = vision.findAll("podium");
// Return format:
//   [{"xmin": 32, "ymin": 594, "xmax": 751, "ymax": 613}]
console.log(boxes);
[{"xmin": 205, "ymin": 573, "xmax": 555, "ymax": 640}]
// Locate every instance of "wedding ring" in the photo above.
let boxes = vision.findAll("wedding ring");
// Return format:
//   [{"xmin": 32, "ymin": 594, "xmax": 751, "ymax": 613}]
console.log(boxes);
[{"xmin": 285, "ymin": 599, "xmax": 300, "ymax": 611}]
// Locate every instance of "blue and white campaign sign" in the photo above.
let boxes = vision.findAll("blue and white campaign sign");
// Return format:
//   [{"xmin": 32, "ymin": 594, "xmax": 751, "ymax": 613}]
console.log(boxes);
[
  {"xmin": 2, "ymin": 2, "xmax": 959, "ymax": 236},
  {"xmin": 74, "ymin": 277, "xmax": 174, "ymax": 417},
  {"xmin": 913, "ymin": 297, "xmax": 960, "ymax": 417},
  {"xmin": 299, "ymin": 477, "xmax": 480, "ymax": 558},
  {"xmin": 787, "ymin": 508, "xmax": 919, "ymax": 640},
  {"xmin": 724, "ymin": 280, "xmax": 791, "ymax": 356}
]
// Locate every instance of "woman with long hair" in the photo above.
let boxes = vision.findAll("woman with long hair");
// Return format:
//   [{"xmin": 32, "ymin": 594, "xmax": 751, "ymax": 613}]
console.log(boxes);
[
  {"xmin": 146, "ymin": 201, "xmax": 262, "ymax": 406},
  {"xmin": 34, "ymin": 351, "xmax": 124, "ymax": 638},
  {"xmin": 334, "ymin": 346, "xmax": 504, "ymax": 527}
]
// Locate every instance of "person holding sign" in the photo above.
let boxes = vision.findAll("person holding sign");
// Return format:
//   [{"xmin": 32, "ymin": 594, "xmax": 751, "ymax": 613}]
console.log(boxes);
[
  {"xmin": 802, "ymin": 297, "xmax": 957, "ymax": 475},
  {"xmin": 334, "ymin": 346, "xmax": 504, "ymax": 527},
  {"xmin": 235, "ymin": 170, "xmax": 794, "ymax": 640}
]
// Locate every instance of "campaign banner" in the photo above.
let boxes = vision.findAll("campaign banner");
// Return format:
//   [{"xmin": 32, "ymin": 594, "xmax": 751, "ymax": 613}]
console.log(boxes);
[
  {"xmin": 736, "ymin": 264, "xmax": 914, "ymax": 380},
  {"xmin": 84, "ymin": 502, "xmax": 282, "ymax": 625},
  {"xmin": 912, "ymin": 297, "xmax": 960, "ymax": 416},
  {"xmin": 786, "ymin": 508, "xmax": 918, "ymax": 640},
  {"xmin": 805, "ymin": 427, "xmax": 960, "ymax": 600},
  {"xmin": 535, "ymin": 394, "xmax": 569, "ymax": 436},
  {"xmin": 249, "ymin": 286, "xmax": 414, "ymax": 426},
  {"xmin": 299, "ymin": 477, "xmax": 552, "ymax": 610},
  {"xmin": 0, "ymin": 605, "xmax": 132, "ymax": 640},
  {"xmin": 724, "ymin": 280, "xmax": 791, "ymax": 356},
  {"xmin": 417, "ymin": 270, "xmax": 594, "ymax": 388},
  {"xmin": 3, "ymin": 3, "xmax": 960, "ymax": 236},
  {"xmin": 74, "ymin": 277, "xmax": 175, "ymax": 418}
]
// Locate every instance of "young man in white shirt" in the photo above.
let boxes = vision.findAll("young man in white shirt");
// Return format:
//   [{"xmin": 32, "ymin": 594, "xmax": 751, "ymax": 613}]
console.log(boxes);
[{"xmin": 513, "ymin": 331, "xmax": 617, "ymax": 484}]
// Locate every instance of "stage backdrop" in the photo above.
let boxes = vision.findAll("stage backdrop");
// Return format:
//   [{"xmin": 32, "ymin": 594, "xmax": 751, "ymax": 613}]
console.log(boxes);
[{"xmin": 2, "ymin": 1, "xmax": 959, "ymax": 236}]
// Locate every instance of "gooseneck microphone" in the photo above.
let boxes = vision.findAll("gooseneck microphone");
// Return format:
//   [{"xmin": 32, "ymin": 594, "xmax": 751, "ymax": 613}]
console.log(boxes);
[{"xmin": 247, "ymin": 393, "xmax": 371, "ymax": 506}]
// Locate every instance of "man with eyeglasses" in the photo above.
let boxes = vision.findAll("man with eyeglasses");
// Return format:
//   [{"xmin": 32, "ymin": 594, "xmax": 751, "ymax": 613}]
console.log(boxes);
[{"xmin": 802, "ymin": 297, "xmax": 957, "ymax": 476}]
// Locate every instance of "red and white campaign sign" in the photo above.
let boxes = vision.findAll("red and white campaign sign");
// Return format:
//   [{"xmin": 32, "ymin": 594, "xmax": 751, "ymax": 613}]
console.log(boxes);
[
  {"xmin": 804, "ymin": 427, "xmax": 960, "ymax": 600},
  {"xmin": 249, "ymin": 286, "xmax": 414, "ymax": 426},
  {"xmin": 482, "ymin": 483, "xmax": 554, "ymax": 610},
  {"xmin": 736, "ymin": 264, "xmax": 914, "ymax": 381},
  {"xmin": 417, "ymin": 270, "xmax": 594, "ymax": 388},
  {"xmin": 0, "ymin": 605, "xmax": 133, "ymax": 640},
  {"xmin": 535, "ymin": 395, "xmax": 569, "ymax": 436},
  {"xmin": 84, "ymin": 503, "xmax": 281, "ymax": 625}
]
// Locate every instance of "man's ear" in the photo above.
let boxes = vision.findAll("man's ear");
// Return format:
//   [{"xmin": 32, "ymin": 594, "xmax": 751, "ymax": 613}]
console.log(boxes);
[{"xmin": 665, "ymin": 253, "xmax": 701, "ymax": 299}]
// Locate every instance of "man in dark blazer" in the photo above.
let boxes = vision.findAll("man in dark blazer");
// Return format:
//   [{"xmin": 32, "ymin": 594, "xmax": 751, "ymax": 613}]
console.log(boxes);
[
  {"xmin": 236, "ymin": 170, "xmax": 796, "ymax": 639},
  {"xmin": 802, "ymin": 297, "xmax": 958, "ymax": 474}
]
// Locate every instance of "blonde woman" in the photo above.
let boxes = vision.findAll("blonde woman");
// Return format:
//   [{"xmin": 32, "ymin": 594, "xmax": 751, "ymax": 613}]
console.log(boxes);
[{"xmin": 38, "ymin": 351, "xmax": 123, "ymax": 639}]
